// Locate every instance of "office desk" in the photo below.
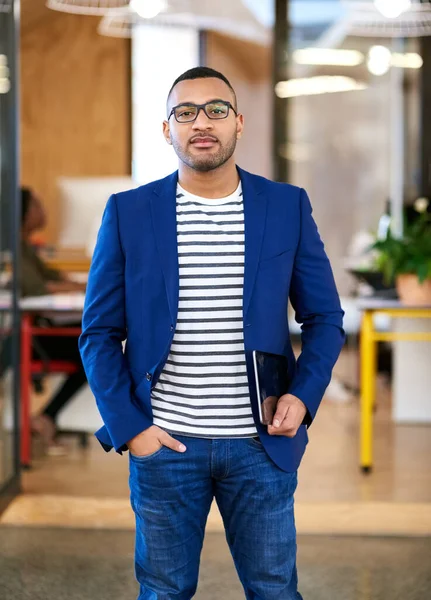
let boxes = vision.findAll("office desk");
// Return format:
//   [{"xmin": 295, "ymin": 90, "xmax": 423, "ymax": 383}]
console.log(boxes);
[
  {"xmin": 358, "ymin": 299, "xmax": 431, "ymax": 474},
  {"xmin": 1, "ymin": 248, "xmax": 91, "ymax": 274},
  {"xmin": 40, "ymin": 248, "xmax": 91, "ymax": 273}
]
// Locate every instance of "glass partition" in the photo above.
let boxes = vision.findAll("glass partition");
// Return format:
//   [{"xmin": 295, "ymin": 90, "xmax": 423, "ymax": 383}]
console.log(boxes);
[{"xmin": 0, "ymin": 0, "xmax": 20, "ymax": 509}]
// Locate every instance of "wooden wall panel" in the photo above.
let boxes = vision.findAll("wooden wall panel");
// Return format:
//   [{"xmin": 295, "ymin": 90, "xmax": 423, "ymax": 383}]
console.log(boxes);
[
  {"xmin": 206, "ymin": 32, "xmax": 272, "ymax": 180},
  {"xmin": 20, "ymin": 0, "xmax": 131, "ymax": 243}
]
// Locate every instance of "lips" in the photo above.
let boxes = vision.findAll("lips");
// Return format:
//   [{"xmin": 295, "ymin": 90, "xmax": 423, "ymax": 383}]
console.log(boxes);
[{"xmin": 190, "ymin": 137, "xmax": 218, "ymax": 148}]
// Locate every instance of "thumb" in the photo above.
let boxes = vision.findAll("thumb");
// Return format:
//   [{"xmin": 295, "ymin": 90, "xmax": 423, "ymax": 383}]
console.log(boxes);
[
  {"xmin": 271, "ymin": 401, "xmax": 289, "ymax": 428},
  {"xmin": 159, "ymin": 431, "xmax": 187, "ymax": 453}
]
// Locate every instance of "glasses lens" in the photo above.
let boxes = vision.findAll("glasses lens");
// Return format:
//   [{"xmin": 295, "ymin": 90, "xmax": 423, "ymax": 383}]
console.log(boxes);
[
  {"xmin": 175, "ymin": 105, "xmax": 198, "ymax": 122},
  {"xmin": 205, "ymin": 102, "xmax": 229, "ymax": 119}
]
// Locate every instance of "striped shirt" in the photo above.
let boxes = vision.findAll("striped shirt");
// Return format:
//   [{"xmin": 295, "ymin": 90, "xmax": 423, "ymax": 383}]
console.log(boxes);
[{"xmin": 150, "ymin": 181, "xmax": 258, "ymax": 438}]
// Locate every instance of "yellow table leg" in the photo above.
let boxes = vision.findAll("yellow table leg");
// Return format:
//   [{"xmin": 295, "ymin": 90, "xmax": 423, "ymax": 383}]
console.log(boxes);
[{"xmin": 360, "ymin": 310, "xmax": 376, "ymax": 473}]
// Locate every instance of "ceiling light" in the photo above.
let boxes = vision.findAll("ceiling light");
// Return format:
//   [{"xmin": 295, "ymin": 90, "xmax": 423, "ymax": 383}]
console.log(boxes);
[
  {"xmin": 275, "ymin": 76, "xmax": 367, "ymax": 98},
  {"xmin": 367, "ymin": 45, "xmax": 392, "ymax": 76},
  {"xmin": 391, "ymin": 52, "xmax": 423, "ymax": 69},
  {"xmin": 0, "ymin": 54, "xmax": 10, "ymax": 94},
  {"xmin": 130, "ymin": 0, "xmax": 167, "ymax": 19},
  {"xmin": 342, "ymin": 0, "xmax": 431, "ymax": 38},
  {"xmin": 0, "ymin": 79, "xmax": 11, "ymax": 94},
  {"xmin": 374, "ymin": 0, "xmax": 412, "ymax": 19},
  {"xmin": 293, "ymin": 48, "xmax": 364, "ymax": 67},
  {"xmin": 46, "ymin": 0, "xmax": 129, "ymax": 15}
]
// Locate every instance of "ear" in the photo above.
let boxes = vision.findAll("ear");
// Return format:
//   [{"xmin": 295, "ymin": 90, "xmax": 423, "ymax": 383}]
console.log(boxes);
[
  {"xmin": 236, "ymin": 113, "xmax": 244, "ymax": 140},
  {"xmin": 162, "ymin": 120, "xmax": 172, "ymax": 144}
]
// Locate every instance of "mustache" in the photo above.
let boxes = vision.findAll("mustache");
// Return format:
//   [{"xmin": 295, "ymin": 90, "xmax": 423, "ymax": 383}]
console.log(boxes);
[{"xmin": 189, "ymin": 134, "xmax": 219, "ymax": 143}]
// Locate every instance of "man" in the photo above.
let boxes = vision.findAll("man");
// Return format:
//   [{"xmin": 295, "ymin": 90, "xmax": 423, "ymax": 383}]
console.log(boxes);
[{"xmin": 80, "ymin": 67, "xmax": 345, "ymax": 600}]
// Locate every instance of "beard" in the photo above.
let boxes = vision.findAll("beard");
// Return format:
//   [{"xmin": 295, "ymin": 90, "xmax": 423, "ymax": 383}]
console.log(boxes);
[{"xmin": 171, "ymin": 133, "xmax": 237, "ymax": 172}]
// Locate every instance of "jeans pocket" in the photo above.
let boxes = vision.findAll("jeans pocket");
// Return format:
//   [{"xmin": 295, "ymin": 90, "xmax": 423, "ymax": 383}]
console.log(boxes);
[
  {"xmin": 246, "ymin": 436, "xmax": 264, "ymax": 448},
  {"xmin": 129, "ymin": 445, "xmax": 166, "ymax": 462}
]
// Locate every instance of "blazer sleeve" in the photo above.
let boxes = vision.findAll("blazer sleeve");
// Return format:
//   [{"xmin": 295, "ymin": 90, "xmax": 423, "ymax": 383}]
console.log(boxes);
[
  {"xmin": 288, "ymin": 188, "xmax": 345, "ymax": 427},
  {"xmin": 79, "ymin": 194, "xmax": 153, "ymax": 451}
]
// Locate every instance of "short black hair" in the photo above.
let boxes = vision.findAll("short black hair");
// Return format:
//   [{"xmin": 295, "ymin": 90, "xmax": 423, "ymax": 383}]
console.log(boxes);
[{"xmin": 167, "ymin": 66, "xmax": 237, "ymax": 109}]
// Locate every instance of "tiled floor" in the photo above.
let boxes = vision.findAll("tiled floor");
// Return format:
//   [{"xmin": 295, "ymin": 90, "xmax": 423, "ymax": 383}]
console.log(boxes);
[
  {"xmin": 2, "ymin": 493, "xmax": 431, "ymax": 536},
  {"xmin": 0, "ymin": 527, "xmax": 430, "ymax": 600}
]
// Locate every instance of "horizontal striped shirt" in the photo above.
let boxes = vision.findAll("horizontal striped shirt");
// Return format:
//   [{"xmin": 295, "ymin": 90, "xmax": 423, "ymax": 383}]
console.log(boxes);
[{"xmin": 151, "ymin": 181, "xmax": 257, "ymax": 438}]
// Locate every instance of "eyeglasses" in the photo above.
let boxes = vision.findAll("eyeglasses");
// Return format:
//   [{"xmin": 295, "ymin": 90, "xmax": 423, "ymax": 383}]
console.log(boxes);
[{"xmin": 168, "ymin": 100, "xmax": 238, "ymax": 123}]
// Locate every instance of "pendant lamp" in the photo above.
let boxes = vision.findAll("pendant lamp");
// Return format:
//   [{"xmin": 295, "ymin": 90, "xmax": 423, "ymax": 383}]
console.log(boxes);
[{"xmin": 46, "ymin": 0, "xmax": 129, "ymax": 15}]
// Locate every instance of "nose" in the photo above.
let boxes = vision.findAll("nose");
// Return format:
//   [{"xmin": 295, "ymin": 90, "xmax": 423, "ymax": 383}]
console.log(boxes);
[{"xmin": 192, "ymin": 107, "xmax": 213, "ymax": 130}]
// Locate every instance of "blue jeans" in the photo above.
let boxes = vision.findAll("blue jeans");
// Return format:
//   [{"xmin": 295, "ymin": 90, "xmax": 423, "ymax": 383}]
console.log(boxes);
[{"xmin": 129, "ymin": 434, "xmax": 303, "ymax": 600}]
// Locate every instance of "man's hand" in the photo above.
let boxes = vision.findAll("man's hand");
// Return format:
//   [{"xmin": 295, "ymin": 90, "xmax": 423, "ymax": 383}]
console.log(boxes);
[
  {"xmin": 127, "ymin": 425, "xmax": 187, "ymax": 457},
  {"xmin": 267, "ymin": 393, "xmax": 307, "ymax": 438}
]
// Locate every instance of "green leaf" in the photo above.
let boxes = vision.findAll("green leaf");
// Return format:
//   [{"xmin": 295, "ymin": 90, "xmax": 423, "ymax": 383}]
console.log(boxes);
[
  {"xmin": 417, "ymin": 263, "xmax": 429, "ymax": 284},
  {"xmin": 371, "ymin": 211, "xmax": 431, "ymax": 283}
]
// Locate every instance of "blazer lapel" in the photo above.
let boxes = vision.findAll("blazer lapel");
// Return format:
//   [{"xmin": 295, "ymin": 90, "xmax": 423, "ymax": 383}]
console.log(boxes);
[
  {"xmin": 237, "ymin": 166, "xmax": 267, "ymax": 320},
  {"xmin": 150, "ymin": 167, "xmax": 267, "ymax": 327},
  {"xmin": 150, "ymin": 171, "xmax": 179, "ymax": 326}
]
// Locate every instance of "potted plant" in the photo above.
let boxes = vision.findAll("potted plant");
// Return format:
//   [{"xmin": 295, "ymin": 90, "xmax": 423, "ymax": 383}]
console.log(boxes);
[{"xmin": 372, "ymin": 198, "xmax": 431, "ymax": 306}]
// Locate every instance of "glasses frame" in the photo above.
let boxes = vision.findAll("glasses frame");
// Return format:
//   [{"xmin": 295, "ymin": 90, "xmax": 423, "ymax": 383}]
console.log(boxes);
[{"xmin": 168, "ymin": 100, "xmax": 238, "ymax": 123}]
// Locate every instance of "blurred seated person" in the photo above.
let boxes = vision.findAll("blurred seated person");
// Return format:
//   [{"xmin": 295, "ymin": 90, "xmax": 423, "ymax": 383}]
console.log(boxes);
[
  {"xmin": 21, "ymin": 187, "xmax": 87, "ymax": 454},
  {"xmin": 21, "ymin": 187, "xmax": 85, "ymax": 296}
]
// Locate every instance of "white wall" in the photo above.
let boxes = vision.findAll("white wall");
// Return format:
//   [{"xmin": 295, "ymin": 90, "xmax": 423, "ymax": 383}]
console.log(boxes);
[{"xmin": 132, "ymin": 24, "xmax": 200, "ymax": 184}]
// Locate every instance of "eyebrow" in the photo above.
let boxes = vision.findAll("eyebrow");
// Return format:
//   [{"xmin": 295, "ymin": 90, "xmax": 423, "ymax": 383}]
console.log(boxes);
[{"xmin": 173, "ymin": 98, "xmax": 232, "ymax": 108}]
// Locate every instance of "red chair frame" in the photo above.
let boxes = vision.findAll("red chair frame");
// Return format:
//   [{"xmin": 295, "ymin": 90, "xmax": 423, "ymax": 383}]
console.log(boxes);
[{"xmin": 21, "ymin": 313, "xmax": 81, "ymax": 467}]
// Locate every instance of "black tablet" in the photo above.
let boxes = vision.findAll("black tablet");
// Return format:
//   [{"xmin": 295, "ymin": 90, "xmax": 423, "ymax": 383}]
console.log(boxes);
[{"xmin": 252, "ymin": 350, "xmax": 290, "ymax": 425}]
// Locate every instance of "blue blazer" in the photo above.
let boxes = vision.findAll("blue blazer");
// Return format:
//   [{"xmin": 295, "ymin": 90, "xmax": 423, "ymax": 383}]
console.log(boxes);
[{"xmin": 79, "ymin": 167, "xmax": 345, "ymax": 472}]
